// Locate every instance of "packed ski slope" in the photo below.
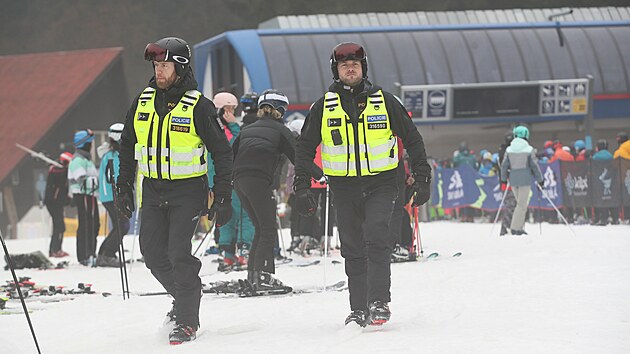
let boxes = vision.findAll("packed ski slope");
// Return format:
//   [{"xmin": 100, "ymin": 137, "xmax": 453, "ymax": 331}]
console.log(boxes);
[{"xmin": 2, "ymin": 221, "xmax": 629, "ymax": 354}]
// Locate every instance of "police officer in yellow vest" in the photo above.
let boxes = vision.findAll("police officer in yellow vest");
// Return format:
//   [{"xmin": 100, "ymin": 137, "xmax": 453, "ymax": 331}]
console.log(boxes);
[
  {"xmin": 294, "ymin": 42, "xmax": 432, "ymax": 327},
  {"xmin": 117, "ymin": 37, "xmax": 233, "ymax": 345}
]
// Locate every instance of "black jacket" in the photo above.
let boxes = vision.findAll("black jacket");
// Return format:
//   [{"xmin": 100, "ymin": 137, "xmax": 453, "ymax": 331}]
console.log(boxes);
[
  {"xmin": 44, "ymin": 166, "xmax": 69, "ymax": 205},
  {"xmin": 118, "ymin": 69, "xmax": 233, "ymax": 199},
  {"xmin": 295, "ymin": 80, "xmax": 431, "ymax": 189},
  {"xmin": 232, "ymin": 114, "xmax": 322, "ymax": 184}
]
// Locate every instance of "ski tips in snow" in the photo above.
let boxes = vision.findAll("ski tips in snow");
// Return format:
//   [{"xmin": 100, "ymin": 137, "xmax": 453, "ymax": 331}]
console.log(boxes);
[{"xmin": 418, "ymin": 252, "xmax": 463, "ymax": 261}]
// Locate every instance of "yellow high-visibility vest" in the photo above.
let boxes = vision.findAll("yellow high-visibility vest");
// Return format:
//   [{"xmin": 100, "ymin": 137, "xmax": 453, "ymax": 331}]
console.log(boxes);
[
  {"xmin": 133, "ymin": 87, "xmax": 206, "ymax": 180},
  {"xmin": 320, "ymin": 90, "xmax": 398, "ymax": 176}
]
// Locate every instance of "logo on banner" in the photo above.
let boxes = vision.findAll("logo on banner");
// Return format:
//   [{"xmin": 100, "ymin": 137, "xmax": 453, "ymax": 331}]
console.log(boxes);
[
  {"xmin": 447, "ymin": 171, "xmax": 464, "ymax": 200},
  {"xmin": 598, "ymin": 168, "xmax": 612, "ymax": 198},
  {"xmin": 564, "ymin": 173, "xmax": 588, "ymax": 197},
  {"xmin": 493, "ymin": 183, "xmax": 502, "ymax": 202},
  {"xmin": 542, "ymin": 167, "xmax": 558, "ymax": 199}
]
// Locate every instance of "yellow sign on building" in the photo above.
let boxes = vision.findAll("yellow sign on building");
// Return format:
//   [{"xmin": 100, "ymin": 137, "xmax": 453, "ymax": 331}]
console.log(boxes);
[{"xmin": 572, "ymin": 98, "xmax": 587, "ymax": 113}]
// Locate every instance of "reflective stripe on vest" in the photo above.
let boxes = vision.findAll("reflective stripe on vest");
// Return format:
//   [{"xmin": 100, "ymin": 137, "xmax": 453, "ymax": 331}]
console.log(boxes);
[
  {"xmin": 320, "ymin": 90, "xmax": 398, "ymax": 177},
  {"xmin": 133, "ymin": 87, "xmax": 207, "ymax": 180}
]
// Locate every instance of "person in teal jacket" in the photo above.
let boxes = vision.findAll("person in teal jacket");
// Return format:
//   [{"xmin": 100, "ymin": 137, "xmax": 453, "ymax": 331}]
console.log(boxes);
[
  {"xmin": 68, "ymin": 129, "xmax": 100, "ymax": 265},
  {"xmin": 96, "ymin": 123, "xmax": 130, "ymax": 267},
  {"xmin": 209, "ymin": 92, "xmax": 254, "ymax": 271}
]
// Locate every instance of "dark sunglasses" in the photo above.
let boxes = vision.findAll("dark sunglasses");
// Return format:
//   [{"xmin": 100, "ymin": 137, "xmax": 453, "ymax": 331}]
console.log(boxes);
[{"xmin": 333, "ymin": 43, "xmax": 366, "ymax": 62}]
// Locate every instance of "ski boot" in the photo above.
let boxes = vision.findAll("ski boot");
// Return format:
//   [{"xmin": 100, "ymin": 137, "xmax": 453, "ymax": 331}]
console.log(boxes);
[
  {"xmin": 344, "ymin": 309, "xmax": 368, "ymax": 327},
  {"xmin": 368, "ymin": 300, "xmax": 391, "ymax": 326},
  {"xmin": 298, "ymin": 236, "xmax": 318, "ymax": 256},
  {"xmin": 319, "ymin": 236, "xmax": 333, "ymax": 255},
  {"xmin": 169, "ymin": 324, "xmax": 196, "ymax": 345},
  {"xmin": 391, "ymin": 245, "xmax": 413, "ymax": 262},
  {"xmin": 236, "ymin": 244, "xmax": 250, "ymax": 266},
  {"xmin": 246, "ymin": 270, "xmax": 293, "ymax": 296},
  {"xmin": 287, "ymin": 236, "xmax": 302, "ymax": 253},
  {"xmin": 96, "ymin": 255, "xmax": 120, "ymax": 268}
]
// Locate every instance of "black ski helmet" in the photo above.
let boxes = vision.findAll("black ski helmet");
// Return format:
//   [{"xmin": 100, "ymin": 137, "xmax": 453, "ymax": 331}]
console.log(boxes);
[
  {"xmin": 240, "ymin": 92, "xmax": 259, "ymax": 113},
  {"xmin": 144, "ymin": 37, "xmax": 191, "ymax": 76},
  {"xmin": 258, "ymin": 89, "xmax": 289, "ymax": 117},
  {"xmin": 330, "ymin": 42, "xmax": 368, "ymax": 81},
  {"xmin": 596, "ymin": 139, "xmax": 608, "ymax": 151}
]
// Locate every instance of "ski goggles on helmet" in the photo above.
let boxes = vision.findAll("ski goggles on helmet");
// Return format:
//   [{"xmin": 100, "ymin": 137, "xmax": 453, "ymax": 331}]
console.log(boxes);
[
  {"xmin": 332, "ymin": 42, "xmax": 366, "ymax": 62},
  {"xmin": 144, "ymin": 43, "xmax": 189, "ymax": 64}
]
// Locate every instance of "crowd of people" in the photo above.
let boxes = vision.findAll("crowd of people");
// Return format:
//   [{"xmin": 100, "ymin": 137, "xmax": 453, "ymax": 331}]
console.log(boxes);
[{"xmin": 431, "ymin": 130, "xmax": 630, "ymax": 227}]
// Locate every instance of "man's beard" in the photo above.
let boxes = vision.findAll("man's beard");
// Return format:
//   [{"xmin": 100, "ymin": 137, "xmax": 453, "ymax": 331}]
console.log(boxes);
[
  {"xmin": 156, "ymin": 73, "xmax": 178, "ymax": 89},
  {"xmin": 340, "ymin": 74, "xmax": 362, "ymax": 87}
]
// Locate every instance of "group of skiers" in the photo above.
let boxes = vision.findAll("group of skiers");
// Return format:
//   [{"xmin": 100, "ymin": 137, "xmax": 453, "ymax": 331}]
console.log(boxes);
[{"xmin": 44, "ymin": 124, "xmax": 129, "ymax": 267}]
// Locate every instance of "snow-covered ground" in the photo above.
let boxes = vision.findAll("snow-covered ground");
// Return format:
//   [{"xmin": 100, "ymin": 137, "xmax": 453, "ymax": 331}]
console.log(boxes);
[{"xmin": 2, "ymin": 221, "xmax": 629, "ymax": 354}]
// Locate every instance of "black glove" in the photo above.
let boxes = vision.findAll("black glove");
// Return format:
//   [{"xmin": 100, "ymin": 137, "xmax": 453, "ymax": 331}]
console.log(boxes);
[
  {"xmin": 538, "ymin": 180, "xmax": 545, "ymax": 189},
  {"xmin": 295, "ymin": 189, "xmax": 317, "ymax": 216},
  {"xmin": 116, "ymin": 181, "xmax": 134, "ymax": 219},
  {"xmin": 412, "ymin": 175, "xmax": 431, "ymax": 207},
  {"xmin": 214, "ymin": 197, "xmax": 232, "ymax": 226}
]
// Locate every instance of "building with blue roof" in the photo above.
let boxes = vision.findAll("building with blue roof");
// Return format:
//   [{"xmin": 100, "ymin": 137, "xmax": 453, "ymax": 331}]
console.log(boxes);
[{"xmin": 194, "ymin": 7, "xmax": 630, "ymax": 157}]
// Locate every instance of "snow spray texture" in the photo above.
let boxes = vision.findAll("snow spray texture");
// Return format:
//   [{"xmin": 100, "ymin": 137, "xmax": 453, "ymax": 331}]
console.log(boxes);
[{"xmin": 432, "ymin": 159, "xmax": 630, "ymax": 210}]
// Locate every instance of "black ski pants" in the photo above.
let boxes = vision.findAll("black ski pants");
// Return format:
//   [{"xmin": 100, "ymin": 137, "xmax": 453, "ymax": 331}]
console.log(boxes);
[
  {"xmin": 98, "ymin": 202, "xmax": 130, "ymax": 257},
  {"xmin": 139, "ymin": 177, "xmax": 206, "ymax": 328},
  {"xmin": 234, "ymin": 176, "xmax": 277, "ymax": 274},
  {"xmin": 331, "ymin": 179, "xmax": 398, "ymax": 311},
  {"xmin": 73, "ymin": 194, "xmax": 99, "ymax": 263},
  {"xmin": 46, "ymin": 202, "xmax": 65, "ymax": 254}
]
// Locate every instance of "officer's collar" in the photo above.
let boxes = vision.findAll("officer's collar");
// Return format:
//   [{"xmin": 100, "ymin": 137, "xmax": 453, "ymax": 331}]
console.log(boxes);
[{"xmin": 334, "ymin": 79, "xmax": 368, "ymax": 94}]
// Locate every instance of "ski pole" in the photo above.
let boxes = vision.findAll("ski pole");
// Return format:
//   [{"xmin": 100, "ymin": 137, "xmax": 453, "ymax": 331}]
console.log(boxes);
[
  {"xmin": 413, "ymin": 206, "xmax": 424, "ymax": 258},
  {"xmin": 129, "ymin": 178, "xmax": 141, "ymax": 265},
  {"xmin": 537, "ymin": 185, "xmax": 543, "ymax": 236},
  {"xmin": 323, "ymin": 181, "xmax": 330, "ymax": 291},
  {"xmin": 274, "ymin": 190, "xmax": 287, "ymax": 258},
  {"xmin": 489, "ymin": 181, "xmax": 510, "ymax": 238},
  {"xmin": 108, "ymin": 160, "xmax": 130, "ymax": 299},
  {"xmin": 193, "ymin": 222, "xmax": 216, "ymax": 258},
  {"xmin": 536, "ymin": 183, "xmax": 577, "ymax": 237},
  {"xmin": 0, "ymin": 230, "xmax": 42, "ymax": 354},
  {"xmin": 191, "ymin": 201, "xmax": 218, "ymax": 257}
]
